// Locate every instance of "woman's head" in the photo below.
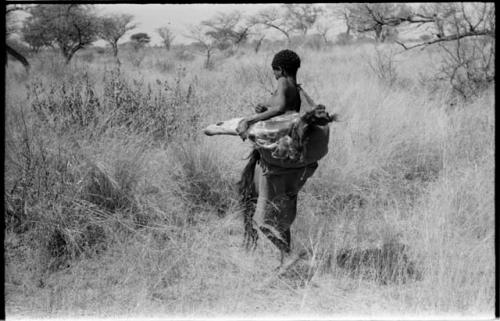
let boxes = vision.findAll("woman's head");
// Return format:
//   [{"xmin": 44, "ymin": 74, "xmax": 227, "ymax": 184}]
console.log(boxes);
[{"xmin": 271, "ymin": 49, "xmax": 301, "ymax": 78}]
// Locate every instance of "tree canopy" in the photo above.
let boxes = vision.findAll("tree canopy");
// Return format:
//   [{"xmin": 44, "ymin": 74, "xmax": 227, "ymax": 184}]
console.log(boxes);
[
  {"xmin": 98, "ymin": 13, "xmax": 136, "ymax": 58},
  {"xmin": 130, "ymin": 32, "xmax": 151, "ymax": 50},
  {"xmin": 22, "ymin": 4, "xmax": 99, "ymax": 63}
]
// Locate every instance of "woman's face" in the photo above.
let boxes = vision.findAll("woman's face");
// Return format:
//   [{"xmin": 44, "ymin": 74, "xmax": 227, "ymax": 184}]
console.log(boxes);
[{"xmin": 272, "ymin": 67, "xmax": 284, "ymax": 79}]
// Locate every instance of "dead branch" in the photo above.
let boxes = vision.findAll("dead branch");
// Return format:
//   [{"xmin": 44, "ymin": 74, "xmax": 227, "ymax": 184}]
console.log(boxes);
[{"xmin": 396, "ymin": 30, "xmax": 494, "ymax": 50}]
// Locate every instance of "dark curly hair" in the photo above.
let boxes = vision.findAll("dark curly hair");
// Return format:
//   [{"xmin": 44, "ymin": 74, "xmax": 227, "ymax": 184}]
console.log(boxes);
[{"xmin": 271, "ymin": 49, "xmax": 301, "ymax": 77}]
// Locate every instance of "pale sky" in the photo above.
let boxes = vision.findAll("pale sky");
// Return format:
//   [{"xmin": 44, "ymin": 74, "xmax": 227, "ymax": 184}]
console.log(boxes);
[
  {"xmin": 95, "ymin": 3, "xmax": 281, "ymax": 46},
  {"xmin": 93, "ymin": 3, "xmax": 425, "ymax": 46},
  {"xmin": 9, "ymin": 3, "xmax": 425, "ymax": 47}
]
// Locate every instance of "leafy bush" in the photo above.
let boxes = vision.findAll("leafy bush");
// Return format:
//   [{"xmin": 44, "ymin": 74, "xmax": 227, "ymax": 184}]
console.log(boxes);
[
  {"xmin": 102, "ymin": 67, "xmax": 201, "ymax": 142},
  {"xmin": 27, "ymin": 67, "xmax": 201, "ymax": 143},
  {"xmin": 28, "ymin": 73, "xmax": 101, "ymax": 132}
]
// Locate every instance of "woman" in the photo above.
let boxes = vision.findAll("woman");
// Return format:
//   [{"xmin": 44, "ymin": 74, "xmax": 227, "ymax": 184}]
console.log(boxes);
[{"xmin": 237, "ymin": 50, "xmax": 328, "ymax": 273}]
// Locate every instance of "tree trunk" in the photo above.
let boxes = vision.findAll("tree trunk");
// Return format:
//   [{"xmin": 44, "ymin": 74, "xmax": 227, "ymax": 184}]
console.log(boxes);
[
  {"xmin": 321, "ymin": 34, "xmax": 329, "ymax": 45},
  {"xmin": 112, "ymin": 43, "xmax": 121, "ymax": 65},
  {"xmin": 374, "ymin": 24, "xmax": 383, "ymax": 42},
  {"xmin": 65, "ymin": 52, "xmax": 74, "ymax": 64},
  {"xmin": 435, "ymin": 18, "xmax": 445, "ymax": 38},
  {"xmin": 254, "ymin": 36, "xmax": 265, "ymax": 53},
  {"xmin": 64, "ymin": 44, "xmax": 83, "ymax": 64},
  {"xmin": 205, "ymin": 49, "xmax": 211, "ymax": 69},
  {"xmin": 267, "ymin": 24, "xmax": 291, "ymax": 47},
  {"xmin": 6, "ymin": 44, "xmax": 30, "ymax": 72},
  {"xmin": 380, "ymin": 27, "xmax": 387, "ymax": 42},
  {"xmin": 344, "ymin": 12, "xmax": 352, "ymax": 37}
]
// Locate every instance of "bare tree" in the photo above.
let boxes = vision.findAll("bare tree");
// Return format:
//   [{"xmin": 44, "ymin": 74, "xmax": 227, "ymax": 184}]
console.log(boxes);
[
  {"xmin": 283, "ymin": 4, "xmax": 323, "ymax": 36},
  {"xmin": 411, "ymin": 3, "xmax": 495, "ymax": 99},
  {"xmin": 22, "ymin": 4, "xmax": 100, "ymax": 64},
  {"xmin": 342, "ymin": 2, "xmax": 493, "ymax": 46},
  {"xmin": 394, "ymin": 3, "xmax": 495, "ymax": 50},
  {"xmin": 157, "ymin": 25, "xmax": 175, "ymax": 50},
  {"xmin": 250, "ymin": 7, "xmax": 294, "ymax": 45},
  {"xmin": 251, "ymin": 4, "xmax": 323, "ymax": 46},
  {"xmin": 253, "ymin": 35, "xmax": 265, "ymax": 53},
  {"xmin": 418, "ymin": 3, "xmax": 466, "ymax": 39},
  {"xmin": 201, "ymin": 11, "xmax": 250, "ymax": 51},
  {"xmin": 314, "ymin": 23, "xmax": 332, "ymax": 45},
  {"xmin": 333, "ymin": 5, "xmax": 354, "ymax": 37},
  {"xmin": 247, "ymin": 23, "xmax": 267, "ymax": 53},
  {"xmin": 345, "ymin": 3, "xmax": 414, "ymax": 42},
  {"xmin": 328, "ymin": 4, "xmax": 356, "ymax": 45},
  {"xmin": 314, "ymin": 5, "xmax": 337, "ymax": 45},
  {"xmin": 185, "ymin": 25, "xmax": 217, "ymax": 69},
  {"xmin": 98, "ymin": 13, "xmax": 136, "ymax": 64},
  {"xmin": 346, "ymin": 3, "xmax": 495, "ymax": 98}
]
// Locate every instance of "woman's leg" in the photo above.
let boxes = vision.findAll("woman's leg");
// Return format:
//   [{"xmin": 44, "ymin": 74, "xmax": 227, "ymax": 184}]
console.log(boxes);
[
  {"xmin": 254, "ymin": 163, "xmax": 318, "ymax": 269},
  {"xmin": 254, "ymin": 165, "xmax": 292, "ymax": 255},
  {"xmin": 268, "ymin": 165, "xmax": 319, "ymax": 269}
]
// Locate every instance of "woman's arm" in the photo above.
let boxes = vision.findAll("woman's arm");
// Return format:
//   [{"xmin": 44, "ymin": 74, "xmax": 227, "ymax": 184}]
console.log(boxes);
[
  {"xmin": 247, "ymin": 79, "xmax": 288, "ymax": 124},
  {"xmin": 246, "ymin": 105, "xmax": 287, "ymax": 125},
  {"xmin": 236, "ymin": 79, "xmax": 287, "ymax": 139}
]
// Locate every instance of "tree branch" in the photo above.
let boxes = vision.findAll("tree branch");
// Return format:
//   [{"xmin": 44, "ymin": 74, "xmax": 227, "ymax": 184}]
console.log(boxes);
[
  {"xmin": 263, "ymin": 23, "xmax": 290, "ymax": 40},
  {"xmin": 6, "ymin": 44, "xmax": 30, "ymax": 72},
  {"xmin": 396, "ymin": 30, "xmax": 494, "ymax": 50}
]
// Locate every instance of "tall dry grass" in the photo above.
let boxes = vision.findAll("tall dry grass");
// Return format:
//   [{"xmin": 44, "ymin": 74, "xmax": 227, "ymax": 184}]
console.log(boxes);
[{"xmin": 4, "ymin": 44, "xmax": 494, "ymax": 318}]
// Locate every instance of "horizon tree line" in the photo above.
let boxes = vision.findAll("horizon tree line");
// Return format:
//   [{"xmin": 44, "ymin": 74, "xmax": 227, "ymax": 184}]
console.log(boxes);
[{"xmin": 6, "ymin": 2, "xmax": 495, "ymax": 81}]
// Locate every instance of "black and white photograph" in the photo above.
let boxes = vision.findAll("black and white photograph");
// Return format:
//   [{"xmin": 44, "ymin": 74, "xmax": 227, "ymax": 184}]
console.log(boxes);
[{"xmin": 4, "ymin": 2, "xmax": 495, "ymax": 319}]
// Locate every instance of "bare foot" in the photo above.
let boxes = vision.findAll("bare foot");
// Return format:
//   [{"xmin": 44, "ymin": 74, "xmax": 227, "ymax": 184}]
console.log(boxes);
[
  {"xmin": 259, "ymin": 250, "xmax": 309, "ymax": 289},
  {"xmin": 277, "ymin": 251, "xmax": 303, "ymax": 275}
]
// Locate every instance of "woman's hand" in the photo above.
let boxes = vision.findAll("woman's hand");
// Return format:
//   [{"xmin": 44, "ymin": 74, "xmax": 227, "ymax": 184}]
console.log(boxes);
[
  {"xmin": 255, "ymin": 104, "xmax": 268, "ymax": 113},
  {"xmin": 236, "ymin": 118, "xmax": 250, "ymax": 141}
]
